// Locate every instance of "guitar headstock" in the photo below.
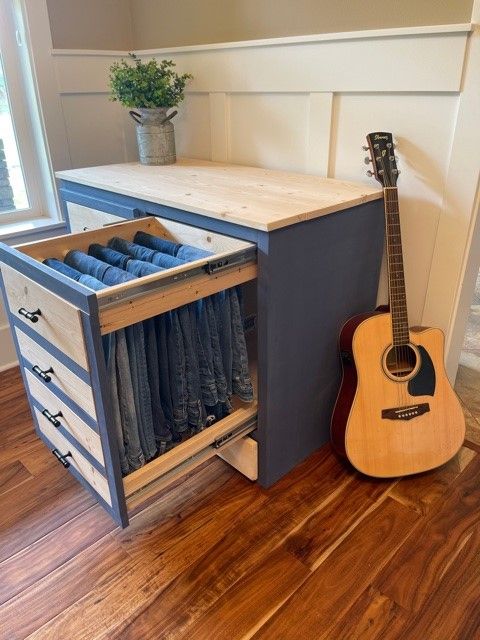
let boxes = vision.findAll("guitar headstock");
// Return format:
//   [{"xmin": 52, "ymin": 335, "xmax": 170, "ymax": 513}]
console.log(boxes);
[{"xmin": 364, "ymin": 132, "xmax": 399, "ymax": 187}]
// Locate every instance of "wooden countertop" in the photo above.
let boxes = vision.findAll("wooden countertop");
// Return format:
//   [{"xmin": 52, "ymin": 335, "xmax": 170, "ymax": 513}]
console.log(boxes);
[{"xmin": 56, "ymin": 158, "xmax": 382, "ymax": 232}]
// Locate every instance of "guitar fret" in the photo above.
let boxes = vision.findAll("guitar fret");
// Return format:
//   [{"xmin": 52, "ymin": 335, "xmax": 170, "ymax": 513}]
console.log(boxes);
[{"xmin": 382, "ymin": 184, "xmax": 410, "ymax": 344}]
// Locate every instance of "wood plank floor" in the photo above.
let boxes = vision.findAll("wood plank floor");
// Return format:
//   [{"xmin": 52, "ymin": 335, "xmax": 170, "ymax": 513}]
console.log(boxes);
[{"xmin": 1, "ymin": 365, "xmax": 480, "ymax": 640}]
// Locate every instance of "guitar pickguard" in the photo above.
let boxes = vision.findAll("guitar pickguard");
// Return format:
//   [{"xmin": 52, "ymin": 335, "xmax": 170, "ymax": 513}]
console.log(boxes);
[{"xmin": 408, "ymin": 346, "xmax": 436, "ymax": 396}]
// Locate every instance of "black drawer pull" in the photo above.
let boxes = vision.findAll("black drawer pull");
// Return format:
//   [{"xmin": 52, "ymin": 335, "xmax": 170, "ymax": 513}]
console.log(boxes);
[
  {"xmin": 32, "ymin": 365, "xmax": 54, "ymax": 382},
  {"xmin": 18, "ymin": 307, "xmax": 41, "ymax": 323},
  {"xmin": 52, "ymin": 448, "xmax": 72, "ymax": 468},
  {"xmin": 42, "ymin": 409, "xmax": 63, "ymax": 427}
]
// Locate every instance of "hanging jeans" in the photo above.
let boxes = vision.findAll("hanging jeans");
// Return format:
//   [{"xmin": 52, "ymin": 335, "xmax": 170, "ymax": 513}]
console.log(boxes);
[
  {"xmin": 64, "ymin": 250, "xmax": 157, "ymax": 461},
  {"xmin": 43, "ymin": 259, "xmax": 144, "ymax": 474},
  {"xmin": 87, "ymin": 243, "xmax": 206, "ymax": 433},
  {"xmin": 133, "ymin": 230, "xmax": 213, "ymax": 261},
  {"xmin": 108, "ymin": 237, "xmax": 186, "ymax": 269}
]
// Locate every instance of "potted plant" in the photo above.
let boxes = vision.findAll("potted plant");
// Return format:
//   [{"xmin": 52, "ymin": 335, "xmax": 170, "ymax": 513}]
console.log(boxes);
[{"xmin": 109, "ymin": 53, "xmax": 192, "ymax": 165}]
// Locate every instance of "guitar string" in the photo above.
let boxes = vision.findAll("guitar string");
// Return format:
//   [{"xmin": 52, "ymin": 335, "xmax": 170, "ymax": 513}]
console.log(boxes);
[
  {"xmin": 377, "ymin": 143, "xmax": 408, "ymax": 406},
  {"xmin": 376, "ymin": 144, "xmax": 403, "ymax": 406}
]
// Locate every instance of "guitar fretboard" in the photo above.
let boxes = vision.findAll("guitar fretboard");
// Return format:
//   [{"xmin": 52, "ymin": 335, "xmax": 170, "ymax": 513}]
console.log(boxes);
[{"xmin": 384, "ymin": 187, "xmax": 409, "ymax": 345}]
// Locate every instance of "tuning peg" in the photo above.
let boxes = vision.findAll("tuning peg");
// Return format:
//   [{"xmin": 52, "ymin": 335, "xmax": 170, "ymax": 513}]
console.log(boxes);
[
  {"xmin": 364, "ymin": 157, "xmax": 372, "ymax": 164},
  {"xmin": 366, "ymin": 170, "xmax": 374, "ymax": 177},
  {"xmin": 362, "ymin": 145, "xmax": 369, "ymax": 151}
]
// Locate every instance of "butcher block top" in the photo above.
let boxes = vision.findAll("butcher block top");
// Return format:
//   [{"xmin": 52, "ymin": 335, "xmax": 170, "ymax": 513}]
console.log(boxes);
[{"xmin": 56, "ymin": 158, "xmax": 383, "ymax": 232}]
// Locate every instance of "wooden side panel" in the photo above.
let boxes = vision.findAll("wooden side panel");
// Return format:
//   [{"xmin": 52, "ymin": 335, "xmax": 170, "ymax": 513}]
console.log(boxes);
[
  {"xmin": 25, "ymin": 369, "xmax": 104, "ymax": 466},
  {"xmin": 34, "ymin": 408, "xmax": 111, "ymax": 506},
  {"xmin": 66, "ymin": 202, "xmax": 125, "ymax": 232},
  {"xmin": 1, "ymin": 263, "xmax": 89, "ymax": 369},
  {"xmin": 216, "ymin": 436, "xmax": 258, "ymax": 481},
  {"xmin": 15, "ymin": 327, "xmax": 96, "ymax": 420}
]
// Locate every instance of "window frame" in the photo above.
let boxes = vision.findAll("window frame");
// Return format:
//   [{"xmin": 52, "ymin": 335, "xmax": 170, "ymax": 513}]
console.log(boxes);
[{"xmin": 0, "ymin": 0, "xmax": 58, "ymax": 224}]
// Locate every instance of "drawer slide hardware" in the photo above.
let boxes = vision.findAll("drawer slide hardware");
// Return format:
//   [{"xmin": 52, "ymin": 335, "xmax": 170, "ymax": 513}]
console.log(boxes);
[
  {"xmin": 52, "ymin": 448, "xmax": 72, "ymax": 468},
  {"xmin": 42, "ymin": 408, "xmax": 63, "ymax": 428},
  {"xmin": 213, "ymin": 420, "xmax": 257, "ymax": 449},
  {"xmin": 18, "ymin": 307, "xmax": 41, "ymax": 323},
  {"xmin": 98, "ymin": 247, "xmax": 257, "ymax": 308},
  {"xmin": 32, "ymin": 365, "xmax": 53, "ymax": 383}
]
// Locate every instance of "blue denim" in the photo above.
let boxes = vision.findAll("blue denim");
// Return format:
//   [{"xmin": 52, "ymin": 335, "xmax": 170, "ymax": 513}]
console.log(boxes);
[
  {"xmin": 143, "ymin": 317, "xmax": 172, "ymax": 447},
  {"xmin": 195, "ymin": 298, "xmax": 218, "ymax": 410},
  {"xmin": 155, "ymin": 313, "xmax": 177, "ymax": 439},
  {"xmin": 124, "ymin": 323, "xmax": 157, "ymax": 460},
  {"xmin": 213, "ymin": 290, "xmax": 233, "ymax": 398},
  {"xmin": 43, "ymin": 258, "xmax": 144, "ymax": 473},
  {"xmin": 134, "ymin": 230, "xmax": 212, "ymax": 261},
  {"xmin": 64, "ymin": 250, "xmax": 157, "ymax": 461},
  {"xmin": 230, "ymin": 287, "xmax": 254, "ymax": 402},
  {"xmin": 108, "ymin": 237, "xmax": 185, "ymax": 269},
  {"xmin": 65, "ymin": 250, "xmax": 134, "ymax": 286},
  {"xmin": 126, "ymin": 259, "xmax": 165, "ymax": 277},
  {"xmin": 205, "ymin": 295, "xmax": 231, "ymax": 416},
  {"xmin": 179, "ymin": 304, "xmax": 205, "ymax": 431},
  {"xmin": 88, "ymin": 244, "xmax": 130, "ymax": 270},
  {"xmin": 166, "ymin": 310, "xmax": 188, "ymax": 434},
  {"xmin": 43, "ymin": 258, "xmax": 108, "ymax": 293}
]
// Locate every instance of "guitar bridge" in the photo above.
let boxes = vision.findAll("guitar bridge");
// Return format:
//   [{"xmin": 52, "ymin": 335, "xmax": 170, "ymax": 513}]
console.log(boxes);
[{"xmin": 381, "ymin": 403, "xmax": 430, "ymax": 421}]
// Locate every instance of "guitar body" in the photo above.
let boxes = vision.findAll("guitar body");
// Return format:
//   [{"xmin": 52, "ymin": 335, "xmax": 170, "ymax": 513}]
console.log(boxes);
[{"xmin": 331, "ymin": 311, "xmax": 465, "ymax": 477}]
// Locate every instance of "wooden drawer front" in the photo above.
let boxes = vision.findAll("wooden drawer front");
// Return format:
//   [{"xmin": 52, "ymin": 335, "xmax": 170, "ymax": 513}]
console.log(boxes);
[
  {"xmin": 25, "ymin": 368, "xmax": 104, "ymax": 466},
  {"xmin": 16, "ymin": 327, "xmax": 96, "ymax": 420},
  {"xmin": 34, "ymin": 407, "xmax": 111, "ymax": 506},
  {"xmin": 67, "ymin": 202, "xmax": 125, "ymax": 233},
  {"xmin": 2, "ymin": 263, "xmax": 89, "ymax": 370}
]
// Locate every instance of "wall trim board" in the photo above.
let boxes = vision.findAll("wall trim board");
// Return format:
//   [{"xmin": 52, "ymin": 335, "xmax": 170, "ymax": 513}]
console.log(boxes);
[
  {"xmin": 53, "ymin": 28, "xmax": 470, "ymax": 95},
  {"xmin": 51, "ymin": 22, "xmax": 473, "ymax": 57}
]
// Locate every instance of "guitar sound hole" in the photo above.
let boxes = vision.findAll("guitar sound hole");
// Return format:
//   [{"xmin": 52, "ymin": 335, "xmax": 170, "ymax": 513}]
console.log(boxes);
[{"xmin": 383, "ymin": 344, "xmax": 419, "ymax": 380}]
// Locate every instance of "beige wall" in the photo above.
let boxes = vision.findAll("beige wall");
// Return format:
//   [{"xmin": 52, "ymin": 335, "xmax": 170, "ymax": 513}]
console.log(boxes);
[
  {"xmin": 46, "ymin": 0, "xmax": 474, "ymax": 51},
  {"xmin": 129, "ymin": 0, "xmax": 473, "ymax": 49},
  {"xmin": 46, "ymin": 0, "xmax": 133, "ymax": 50}
]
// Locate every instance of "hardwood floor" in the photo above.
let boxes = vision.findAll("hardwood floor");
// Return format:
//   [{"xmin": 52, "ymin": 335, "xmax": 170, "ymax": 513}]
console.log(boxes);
[{"xmin": 1, "ymin": 366, "xmax": 479, "ymax": 639}]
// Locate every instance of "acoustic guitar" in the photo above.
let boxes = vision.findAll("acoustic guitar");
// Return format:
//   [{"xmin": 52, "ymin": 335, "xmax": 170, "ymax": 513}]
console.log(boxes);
[{"xmin": 331, "ymin": 132, "xmax": 465, "ymax": 477}]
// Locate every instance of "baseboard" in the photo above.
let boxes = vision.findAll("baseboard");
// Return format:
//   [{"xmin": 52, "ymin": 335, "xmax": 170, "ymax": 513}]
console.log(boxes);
[{"xmin": 0, "ymin": 359, "xmax": 19, "ymax": 373}]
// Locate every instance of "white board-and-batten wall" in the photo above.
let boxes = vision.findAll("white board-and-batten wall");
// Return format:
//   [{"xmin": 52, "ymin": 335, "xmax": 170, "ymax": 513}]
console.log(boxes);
[{"xmin": 1, "ymin": 18, "xmax": 479, "ymax": 381}]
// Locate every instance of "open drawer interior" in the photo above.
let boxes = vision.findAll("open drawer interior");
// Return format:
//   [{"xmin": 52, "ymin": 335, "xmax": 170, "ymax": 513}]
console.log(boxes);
[
  {"xmin": 16, "ymin": 216, "xmax": 257, "ymax": 334},
  {"xmin": 125, "ymin": 279, "xmax": 259, "ymax": 512}
]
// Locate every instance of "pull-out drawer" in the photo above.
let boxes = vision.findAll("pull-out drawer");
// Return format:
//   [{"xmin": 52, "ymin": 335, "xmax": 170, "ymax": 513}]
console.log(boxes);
[
  {"xmin": 2, "ymin": 263, "xmax": 89, "ymax": 369},
  {"xmin": 15, "ymin": 216, "xmax": 257, "ymax": 334},
  {"xmin": 0, "ymin": 214, "xmax": 258, "ymax": 527},
  {"xmin": 16, "ymin": 327, "xmax": 97, "ymax": 420}
]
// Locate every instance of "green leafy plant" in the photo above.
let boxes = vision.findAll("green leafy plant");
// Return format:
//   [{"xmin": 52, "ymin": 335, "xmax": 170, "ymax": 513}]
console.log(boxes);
[{"xmin": 109, "ymin": 53, "xmax": 192, "ymax": 109}]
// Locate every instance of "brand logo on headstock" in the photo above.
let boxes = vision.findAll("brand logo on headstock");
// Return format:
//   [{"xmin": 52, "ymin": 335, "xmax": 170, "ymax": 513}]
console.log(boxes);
[{"xmin": 374, "ymin": 134, "xmax": 388, "ymax": 140}]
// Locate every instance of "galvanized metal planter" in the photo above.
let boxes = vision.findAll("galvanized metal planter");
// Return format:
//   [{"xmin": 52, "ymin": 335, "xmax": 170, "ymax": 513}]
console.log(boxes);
[{"xmin": 129, "ymin": 107, "xmax": 177, "ymax": 165}]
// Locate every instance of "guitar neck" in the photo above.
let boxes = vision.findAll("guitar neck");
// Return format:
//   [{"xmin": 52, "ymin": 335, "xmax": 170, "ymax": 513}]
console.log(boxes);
[{"xmin": 384, "ymin": 187, "xmax": 409, "ymax": 345}]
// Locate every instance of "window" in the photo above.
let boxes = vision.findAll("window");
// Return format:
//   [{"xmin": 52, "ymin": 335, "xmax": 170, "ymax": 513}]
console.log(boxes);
[{"xmin": 0, "ymin": 0, "xmax": 58, "ymax": 224}]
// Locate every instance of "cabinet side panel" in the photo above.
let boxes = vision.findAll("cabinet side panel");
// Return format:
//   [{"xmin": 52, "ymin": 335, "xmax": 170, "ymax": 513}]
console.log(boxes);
[{"xmin": 256, "ymin": 199, "xmax": 384, "ymax": 486}]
